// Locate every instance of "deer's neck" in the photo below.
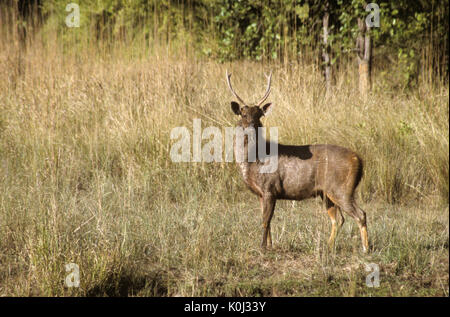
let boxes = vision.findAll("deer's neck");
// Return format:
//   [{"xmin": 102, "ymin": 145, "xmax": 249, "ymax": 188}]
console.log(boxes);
[
  {"xmin": 233, "ymin": 125, "xmax": 265, "ymax": 182},
  {"xmin": 234, "ymin": 138, "xmax": 250, "ymax": 181}
]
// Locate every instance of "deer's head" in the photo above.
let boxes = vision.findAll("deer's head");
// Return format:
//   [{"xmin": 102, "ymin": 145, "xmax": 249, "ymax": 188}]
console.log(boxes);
[{"xmin": 226, "ymin": 70, "xmax": 273, "ymax": 129}]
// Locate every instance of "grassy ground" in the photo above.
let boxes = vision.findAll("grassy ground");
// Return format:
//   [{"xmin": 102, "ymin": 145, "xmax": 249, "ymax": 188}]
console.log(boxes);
[{"xmin": 0, "ymin": 34, "xmax": 448, "ymax": 296}]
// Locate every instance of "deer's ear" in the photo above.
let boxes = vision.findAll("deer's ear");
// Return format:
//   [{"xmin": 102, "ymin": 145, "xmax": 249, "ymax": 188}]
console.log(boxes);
[
  {"xmin": 231, "ymin": 101, "xmax": 241, "ymax": 115},
  {"xmin": 261, "ymin": 103, "xmax": 273, "ymax": 116}
]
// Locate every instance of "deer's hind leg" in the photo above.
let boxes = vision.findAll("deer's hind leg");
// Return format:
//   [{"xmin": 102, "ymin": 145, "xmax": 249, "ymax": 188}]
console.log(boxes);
[
  {"xmin": 331, "ymin": 195, "xmax": 368, "ymax": 253},
  {"xmin": 325, "ymin": 197, "xmax": 345, "ymax": 250},
  {"xmin": 353, "ymin": 202, "xmax": 369, "ymax": 252}
]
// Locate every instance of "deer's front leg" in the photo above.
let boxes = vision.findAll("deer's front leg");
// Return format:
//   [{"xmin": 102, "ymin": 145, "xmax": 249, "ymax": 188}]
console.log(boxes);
[
  {"xmin": 259, "ymin": 196, "xmax": 272, "ymax": 247},
  {"xmin": 261, "ymin": 194, "xmax": 276, "ymax": 249}
]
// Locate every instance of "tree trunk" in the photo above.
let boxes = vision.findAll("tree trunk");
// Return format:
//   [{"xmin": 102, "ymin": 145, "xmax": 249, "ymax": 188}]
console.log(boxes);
[
  {"xmin": 322, "ymin": 2, "xmax": 332, "ymax": 95},
  {"xmin": 357, "ymin": 18, "xmax": 372, "ymax": 97}
]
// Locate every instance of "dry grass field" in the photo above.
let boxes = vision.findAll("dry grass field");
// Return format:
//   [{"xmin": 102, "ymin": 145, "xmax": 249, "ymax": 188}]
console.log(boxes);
[{"xmin": 0, "ymin": 16, "xmax": 448, "ymax": 296}]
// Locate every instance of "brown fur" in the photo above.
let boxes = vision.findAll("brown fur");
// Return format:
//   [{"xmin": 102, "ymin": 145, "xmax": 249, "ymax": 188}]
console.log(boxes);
[{"xmin": 228, "ymin": 85, "xmax": 369, "ymax": 253}]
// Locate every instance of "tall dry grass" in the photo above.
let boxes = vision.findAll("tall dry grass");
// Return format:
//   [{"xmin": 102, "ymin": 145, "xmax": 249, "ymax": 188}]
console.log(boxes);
[{"xmin": 0, "ymin": 7, "xmax": 448, "ymax": 296}]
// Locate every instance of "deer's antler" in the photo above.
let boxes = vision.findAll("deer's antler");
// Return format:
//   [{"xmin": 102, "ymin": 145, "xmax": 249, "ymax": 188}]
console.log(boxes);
[
  {"xmin": 256, "ymin": 72, "xmax": 272, "ymax": 107},
  {"xmin": 226, "ymin": 70, "xmax": 246, "ymax": 105}
]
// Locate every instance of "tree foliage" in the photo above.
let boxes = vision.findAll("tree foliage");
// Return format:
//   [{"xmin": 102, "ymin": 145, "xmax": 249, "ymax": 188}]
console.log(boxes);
[{"xmin": 18, "ymin": 0, "xmax": 449, "ymax": 82}]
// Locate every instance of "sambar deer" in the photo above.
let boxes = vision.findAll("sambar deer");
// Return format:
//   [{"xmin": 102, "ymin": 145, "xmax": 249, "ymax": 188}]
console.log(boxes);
[{"xmin": 226, "ymin": 70, "xmax": 369, "ymax": 252}]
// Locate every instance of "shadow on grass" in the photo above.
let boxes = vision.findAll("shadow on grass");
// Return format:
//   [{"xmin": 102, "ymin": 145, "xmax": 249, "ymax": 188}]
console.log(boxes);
[{"xmin": 86, "ymin": 268, "xmax": 168, "ymax": 297}]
